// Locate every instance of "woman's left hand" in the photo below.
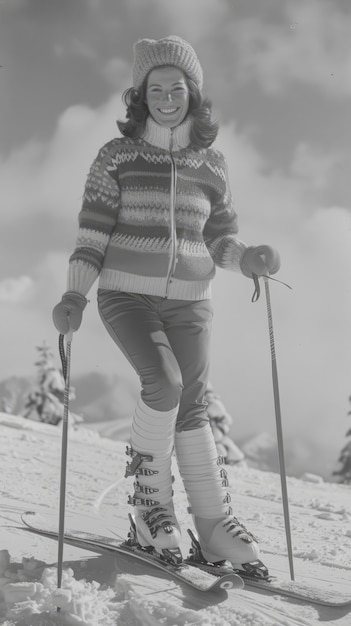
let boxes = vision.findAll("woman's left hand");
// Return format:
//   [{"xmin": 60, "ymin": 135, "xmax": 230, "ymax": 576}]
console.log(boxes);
[{"xmin": 240, "ymin": 245, "xmax": 280, "ymax": 277}]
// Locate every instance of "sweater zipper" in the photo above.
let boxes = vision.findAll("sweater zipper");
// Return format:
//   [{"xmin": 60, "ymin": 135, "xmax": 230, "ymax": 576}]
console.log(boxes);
[{"xmin": 165, "ymin": 130, "xmax": 178, "ymax": 298}]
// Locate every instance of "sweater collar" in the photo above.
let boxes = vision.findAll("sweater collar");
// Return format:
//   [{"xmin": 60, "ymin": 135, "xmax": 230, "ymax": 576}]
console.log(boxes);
[{"xmin": 141, "ymin": 116, "xmax": 192, "ymax": 151}]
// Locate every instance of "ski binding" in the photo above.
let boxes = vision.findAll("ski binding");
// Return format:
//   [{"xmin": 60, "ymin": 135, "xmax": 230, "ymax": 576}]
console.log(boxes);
[
  {"xmin": 185, "ymin": 528, "xmax": 271, "ymax": 581},
  {"xmin": 185, "ymin": 528, "xmax": 351, "ymax": 607}
]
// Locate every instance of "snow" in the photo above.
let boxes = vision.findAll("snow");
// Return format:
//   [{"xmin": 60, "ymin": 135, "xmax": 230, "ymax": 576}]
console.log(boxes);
[{"xmin": 0, "ymin": 412, "xmax": 350, "ymax": 625}]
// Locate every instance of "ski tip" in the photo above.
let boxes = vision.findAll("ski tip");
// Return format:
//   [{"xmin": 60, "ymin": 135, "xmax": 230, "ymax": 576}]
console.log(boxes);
[
  {"xmin": 21, "ymin": 511, "xmax": 46, "ymax": 527},
  {"xmin": 21, "ymin": 511, "xmax": 36, "ymax": 521}
]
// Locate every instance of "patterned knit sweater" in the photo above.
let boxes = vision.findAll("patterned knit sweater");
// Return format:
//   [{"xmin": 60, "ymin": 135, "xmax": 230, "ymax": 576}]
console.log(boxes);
[{"xmin": 67, "ymin": 116, "xmax": 247, "ymax": 300}]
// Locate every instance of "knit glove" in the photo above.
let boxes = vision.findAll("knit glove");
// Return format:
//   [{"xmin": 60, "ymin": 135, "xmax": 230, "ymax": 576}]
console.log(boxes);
[
  {"xmin": 52, "ymin": 292, "xmax": 87, "ymax": 334},
  {"xmin": 240, "ymin": 245, "xmax": 280, "ymax": 278}
]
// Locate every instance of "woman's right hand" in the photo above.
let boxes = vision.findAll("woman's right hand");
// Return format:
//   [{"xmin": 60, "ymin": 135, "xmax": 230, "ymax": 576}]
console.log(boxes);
[{"xmin": 52, "ymin": 292, "xmax": 87, "ymax": 334}]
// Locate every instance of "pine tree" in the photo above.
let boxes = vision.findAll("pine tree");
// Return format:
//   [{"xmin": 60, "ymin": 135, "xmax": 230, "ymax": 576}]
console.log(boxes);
[
  {"xmin": 205, "ymin": 382, "xmax": 245, "ymax": 465},
  {"xmin": 23, "ymin": 342, "xmax": 80, "ymax": 425},
  {"xmin": 333, "ymin": 396, "xmax": 351, "ymax": 484}
]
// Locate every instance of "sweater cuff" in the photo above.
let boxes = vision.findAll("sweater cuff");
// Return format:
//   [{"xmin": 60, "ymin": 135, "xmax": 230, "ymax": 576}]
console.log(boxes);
[
  {"xmin": 216, "ymin": 238, "xmax": 247, "ymax": 272},
  {"xmin": 67, "ymin": 261, "xmax": 99, "ymax": 297}
]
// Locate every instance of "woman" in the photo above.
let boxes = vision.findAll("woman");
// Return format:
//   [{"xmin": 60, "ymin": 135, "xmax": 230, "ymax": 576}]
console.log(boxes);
[{"xmin": 53, "ymin": 36, "xmax": 280, "ymax": 569}]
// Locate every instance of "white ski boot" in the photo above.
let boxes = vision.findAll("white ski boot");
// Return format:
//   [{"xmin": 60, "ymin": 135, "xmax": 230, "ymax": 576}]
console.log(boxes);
[
  {"xmin": 175, "ymin": 423, "xmax": 259, "ymax": 567},
  {"xmin": 125, "ymin": 399, "xmax": 181, "ymax": 559}
]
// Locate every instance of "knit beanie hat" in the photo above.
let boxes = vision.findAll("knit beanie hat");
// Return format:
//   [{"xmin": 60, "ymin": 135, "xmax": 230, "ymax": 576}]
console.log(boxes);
[{"xmin": 132, "ymin": 36, "xmax": 203, "ymax": 91}]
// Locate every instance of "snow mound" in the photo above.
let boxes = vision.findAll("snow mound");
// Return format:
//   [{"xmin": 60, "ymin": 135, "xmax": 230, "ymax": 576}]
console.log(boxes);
[{"xmin": 300, "ymin": 473, "xmax": 324, "ymax": 484}]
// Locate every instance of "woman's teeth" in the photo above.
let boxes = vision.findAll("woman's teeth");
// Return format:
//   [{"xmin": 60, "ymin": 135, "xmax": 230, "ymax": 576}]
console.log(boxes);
[{"xmin": 159, "ymin": 107, "xmax": 177, "ymax": 114}]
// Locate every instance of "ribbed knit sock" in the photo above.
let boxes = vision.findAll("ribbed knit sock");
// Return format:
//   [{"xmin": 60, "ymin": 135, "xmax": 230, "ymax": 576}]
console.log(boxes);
[
  {"xmin": 129, "ymin": 398, "xmax": 179, "ymax": 509},
  {"xmin": 175, "ymin": 424, "xmax": 231, "ymax": 542}
]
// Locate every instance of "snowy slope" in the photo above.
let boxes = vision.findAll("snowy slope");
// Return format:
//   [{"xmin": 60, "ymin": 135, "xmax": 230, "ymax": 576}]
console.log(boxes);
[{"xmin": 0, "ymin": 412, "xmax": 350, "ymax": 625}]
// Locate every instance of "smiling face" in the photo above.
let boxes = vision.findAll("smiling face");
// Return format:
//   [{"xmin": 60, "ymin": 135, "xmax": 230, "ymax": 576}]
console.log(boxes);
[{"xmin": 146, "ymin": 66, "xmax": 190, "ymax": 128}]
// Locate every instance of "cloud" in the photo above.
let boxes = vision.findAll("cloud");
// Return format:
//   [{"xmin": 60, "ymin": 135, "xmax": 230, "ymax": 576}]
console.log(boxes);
[
  {"xmin": 0, "ymin": 94, "xmax": 126, "ymax": 225},
  {"xmin": 53, "ymin": 38, "xmax": 97, "ymax": 60},
  {"xmin": 291, "ymin": 143, "xmax": 340, "ymax": 190},
  {"xmin": 291, "ymin": 144, "xmax": 351, "ymax": 206},
  {"xmin": 0, "ymin": 0, "xmax": 26, "ymax": 9},
  {"xmin": 138, "ymin": 0, "xmax": 227, "ymax": 42},
  {"xmin": 232, "ymin": 0, "xmax": 351, "ymax": 97},
  {"xmin": 0, "ymin": 93, "xmax": 127, "ymax": 376},
  {"xmin": 211, "ymin": 121, "xmax": 351, "ymax": 474},
  {"xmin": 102, "ymin": 58, "xmax": 131, "ymax": 88},
  {"xmin": 0, "ymin": 276, "xmax": 33, "ymax": 303}
]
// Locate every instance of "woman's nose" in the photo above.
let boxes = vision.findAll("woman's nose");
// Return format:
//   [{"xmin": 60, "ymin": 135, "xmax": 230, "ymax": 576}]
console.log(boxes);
[{"xmin": 163, "ymin": 92, "xmax": 172, "ymax": 101}]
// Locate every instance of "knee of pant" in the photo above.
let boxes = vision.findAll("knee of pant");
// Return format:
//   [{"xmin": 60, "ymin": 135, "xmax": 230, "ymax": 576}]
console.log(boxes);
[
  {"xmin": 160, "ymin": 371, "xmax": 183, "ymax": 408},
  {"xmin": 143, "ymin": 370, "xmax": 183, "ymax": 411}
]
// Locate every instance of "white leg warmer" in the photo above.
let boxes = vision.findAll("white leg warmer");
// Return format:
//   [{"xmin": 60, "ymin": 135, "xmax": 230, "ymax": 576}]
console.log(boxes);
[
  {"xmin": 175, "ymin": 423, "xmax": 230, "ymax": 521},
  {"xmin": 129, "ymin": 398, "xmax": 178, "ymax": 508},
  {"xmin": 175, "ymin": 424, "xmax": 259, "ymax": 564},
  {"xmin": 127, "ymin": 398, "xmax": 181, "ymax": 550}
]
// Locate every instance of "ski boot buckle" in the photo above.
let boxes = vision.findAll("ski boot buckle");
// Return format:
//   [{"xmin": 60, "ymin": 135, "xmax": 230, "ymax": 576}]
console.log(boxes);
[{"xmin": 125, "ymin": 446, "xmax": 153, "ymax": 478}]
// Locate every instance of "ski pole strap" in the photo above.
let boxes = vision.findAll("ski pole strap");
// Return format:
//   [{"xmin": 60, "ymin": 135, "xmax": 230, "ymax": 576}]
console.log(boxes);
[
  {"xmin": 59, "ymin": 332, "xmax": 74, "ymax": 381},
  {"xmin": 251, "ymin": 274, "xmax": 292, "ymax": 302},
  {"xmin": 251, "ymin": 274, "xmax": 261, "ymax": 302}
]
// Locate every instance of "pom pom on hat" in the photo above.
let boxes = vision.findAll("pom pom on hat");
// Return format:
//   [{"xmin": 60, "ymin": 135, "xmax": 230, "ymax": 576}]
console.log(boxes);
[{"xmin": 132, "ymin": 36, "xmax": 203, "ymax": 91}]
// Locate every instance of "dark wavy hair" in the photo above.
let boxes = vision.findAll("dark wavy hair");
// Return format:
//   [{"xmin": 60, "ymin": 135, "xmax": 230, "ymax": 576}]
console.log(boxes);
[{"xmin": 117, "ymin": 74, "xmax": 219, "ymax": 149}]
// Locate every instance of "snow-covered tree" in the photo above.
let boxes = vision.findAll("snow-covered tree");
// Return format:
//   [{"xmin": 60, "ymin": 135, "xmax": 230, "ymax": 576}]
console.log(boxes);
[
  {"xmin": 1, "ymin": 387, "xmax": 16, "ymax": 414},
  {"xmin": 23, "ymin": 342, "xmax": 81, "ymax": 426},
  {"xmin": 205, "ymin": 382, "xmax": 245, "ymax": 465},
  {"xmin": 333, "ymin": 396, "xmax": 351, "ymax": 484}
]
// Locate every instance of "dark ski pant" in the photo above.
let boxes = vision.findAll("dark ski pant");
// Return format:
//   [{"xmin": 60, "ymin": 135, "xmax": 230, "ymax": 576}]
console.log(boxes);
[{"xmin": 97, "ymin": 289, "xmax": 213, "ymax": 432}]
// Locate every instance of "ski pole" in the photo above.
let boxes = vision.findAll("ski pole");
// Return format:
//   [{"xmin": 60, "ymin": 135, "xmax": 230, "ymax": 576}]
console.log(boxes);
[
  {"xmin": 57, "ymin": 331, "xmax": 73, "ymax": 594},
  {"xmin": 263, "ymin": 276, "xmax": 295, "ymax": 581}
]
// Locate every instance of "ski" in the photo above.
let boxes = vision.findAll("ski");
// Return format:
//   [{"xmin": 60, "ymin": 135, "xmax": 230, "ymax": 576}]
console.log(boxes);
[
  {"xmin": 185, "ymin": 529, "xmax": 351, "ymax": 608},
  {"xmin": 21, "ymin": 512, "xmax": 351, "ymax": 606},
  {"xmin": 21, "ymin": 511, "xmax": 243, "ymax": 594}
]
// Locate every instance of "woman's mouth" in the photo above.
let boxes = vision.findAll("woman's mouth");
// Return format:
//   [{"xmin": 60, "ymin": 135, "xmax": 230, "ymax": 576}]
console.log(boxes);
[{"xmin": 158, "ymin": 107, "xmax": 179, "ymax": 114}]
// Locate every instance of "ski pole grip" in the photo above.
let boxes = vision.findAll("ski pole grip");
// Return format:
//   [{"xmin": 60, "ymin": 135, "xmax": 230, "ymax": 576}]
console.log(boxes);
[{"xmin": 65, "ymin": 330, "xmax": 73, "ymax": 342}]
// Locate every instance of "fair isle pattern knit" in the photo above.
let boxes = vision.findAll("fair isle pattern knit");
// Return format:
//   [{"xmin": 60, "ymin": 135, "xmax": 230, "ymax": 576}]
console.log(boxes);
[{"xmin": 68, "ymin": 117, "xmax": 247, "ymax": 300}]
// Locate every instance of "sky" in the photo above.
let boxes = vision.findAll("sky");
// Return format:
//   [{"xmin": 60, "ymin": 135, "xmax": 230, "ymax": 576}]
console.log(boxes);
[{"xmin": 1, "ymin": 0, "xmax": 351, "ymax": 478}]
